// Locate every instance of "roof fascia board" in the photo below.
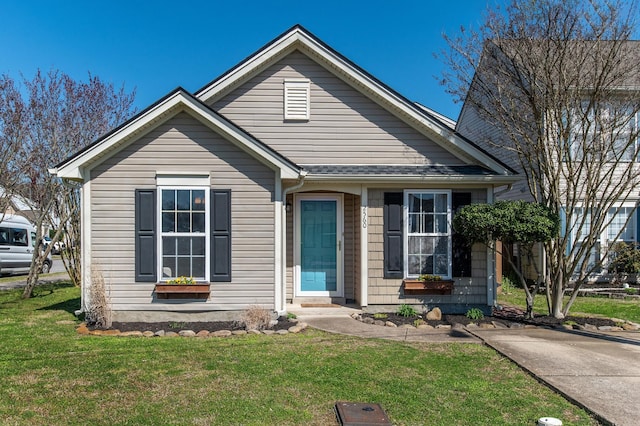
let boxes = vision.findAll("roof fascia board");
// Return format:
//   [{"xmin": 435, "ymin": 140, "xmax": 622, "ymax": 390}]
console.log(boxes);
[
  {"xmin": 54, "ymin": 90, "xmax": 300, "ymax": 180},
  {"xmin": 196, "ymin": 26, "xmax": 512, "ymax": 176},
  {"xmin": 301, "ymin": 174, "xmax": 520, "ymax": 184}
]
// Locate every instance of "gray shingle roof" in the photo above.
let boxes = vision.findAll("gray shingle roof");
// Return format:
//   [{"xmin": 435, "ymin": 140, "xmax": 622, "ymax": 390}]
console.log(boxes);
[{"xmin": 302, "ymin": 164, "xmax": 497, "ymax": 176}]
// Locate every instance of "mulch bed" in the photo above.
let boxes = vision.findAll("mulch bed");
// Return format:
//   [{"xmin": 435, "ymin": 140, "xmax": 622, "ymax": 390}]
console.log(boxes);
[
  {"xmin": 101, "ymin": 317, "xmax": 298, "ymax": 333},
  {"xmin": 362, "ymin": 305, "xmax": 618, "ymax": 328}
]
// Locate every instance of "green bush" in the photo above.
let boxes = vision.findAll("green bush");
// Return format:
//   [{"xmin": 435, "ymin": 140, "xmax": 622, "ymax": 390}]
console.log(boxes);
[
  {"xmin": 465, "ymin": 308, "xmax": 484, "ymax": 320},
  {"xmin": 396, "ymin": 304, "xmax": 418, "ymax": 317},
  {"xmin": 609, "ymin": 242, "xmax": 640, "ymax": 274}
]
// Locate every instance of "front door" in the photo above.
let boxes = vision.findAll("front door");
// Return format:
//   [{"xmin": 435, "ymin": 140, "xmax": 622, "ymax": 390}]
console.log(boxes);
[{"xmin": 296, "ymin": 194, "xmax": 343, "ymax": 297}]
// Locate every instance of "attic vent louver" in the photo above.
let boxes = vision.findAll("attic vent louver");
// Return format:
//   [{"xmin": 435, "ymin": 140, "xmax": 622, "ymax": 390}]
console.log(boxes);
[{"xmin": 284, "ymin": 79, "xmax": 310, "ymax": 121}]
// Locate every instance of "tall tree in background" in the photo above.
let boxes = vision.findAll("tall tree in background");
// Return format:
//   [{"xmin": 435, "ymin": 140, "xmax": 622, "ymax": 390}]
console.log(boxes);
[
  {"xmin": 441, "ymin": 0, "xmax": 640, "ymax": 317},
  {"xmin": 0, "ymin": 70, "xmax": 137, "ymax": 298}
]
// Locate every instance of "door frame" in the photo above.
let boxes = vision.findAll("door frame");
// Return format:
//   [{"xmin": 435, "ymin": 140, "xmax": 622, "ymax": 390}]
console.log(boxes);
[{"xmin": 294, "ymin": 193, "xmax": 344, "ymax": 297}]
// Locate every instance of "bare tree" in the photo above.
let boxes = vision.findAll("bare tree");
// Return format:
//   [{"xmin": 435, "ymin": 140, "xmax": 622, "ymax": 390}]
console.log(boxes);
[
  {"xmin": 441, "ymin": 0, "xmax": 640, "ymax": 318},
  {"xmin": 5, "ymin": 69, "xmax": 137, "ymax": 298}
]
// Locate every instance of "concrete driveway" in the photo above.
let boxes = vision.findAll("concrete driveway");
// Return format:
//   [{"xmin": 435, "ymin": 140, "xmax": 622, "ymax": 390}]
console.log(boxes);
[{"xmin": 472, "ymin": 328, "xmax": 640, "ymax": 426}]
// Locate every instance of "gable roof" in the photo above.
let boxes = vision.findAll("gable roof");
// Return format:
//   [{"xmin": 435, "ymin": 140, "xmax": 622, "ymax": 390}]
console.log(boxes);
[
  {"xmin": 196, "ymin": 24, "xmax": 515, "ymax": 176},
  {"xmin": 52, "ymin": 88, "xmax": 302, "ymax": 180}
]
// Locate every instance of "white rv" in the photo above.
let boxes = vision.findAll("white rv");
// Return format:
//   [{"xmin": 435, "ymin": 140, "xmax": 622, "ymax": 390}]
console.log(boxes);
[{"xmin": 0, "ymin": 215, "xmax": 52, "ymax": 275}]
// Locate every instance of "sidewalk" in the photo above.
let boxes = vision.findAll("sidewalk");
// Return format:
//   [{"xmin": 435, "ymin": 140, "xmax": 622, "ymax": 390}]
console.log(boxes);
[{"xmin": 290, "ymin": 304, "xmax": 640, "ymax": 426}]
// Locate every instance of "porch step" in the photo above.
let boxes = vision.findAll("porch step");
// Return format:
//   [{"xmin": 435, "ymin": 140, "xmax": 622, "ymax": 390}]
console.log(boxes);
[{"xmin": 292, "ymin": 297, "xmax": 346, "ymax": 305}]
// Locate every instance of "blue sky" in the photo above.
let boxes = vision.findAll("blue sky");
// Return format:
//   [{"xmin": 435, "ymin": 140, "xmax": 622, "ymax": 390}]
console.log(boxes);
[{"xmin": 1, "ymin": 0, "xmax": 498, "ymax": 121}]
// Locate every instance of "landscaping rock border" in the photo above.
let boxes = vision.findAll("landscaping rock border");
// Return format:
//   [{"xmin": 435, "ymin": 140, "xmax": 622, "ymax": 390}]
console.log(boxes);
[{"xmin": 76, "ymin": 321, "xmax": 309, "ymax": 337}]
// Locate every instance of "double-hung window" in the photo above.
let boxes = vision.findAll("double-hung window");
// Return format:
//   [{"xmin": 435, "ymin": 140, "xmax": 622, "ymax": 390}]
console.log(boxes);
[
  {"xmin": 159, "ymin": 188, "xmax": 208, "ymax": 281},
  {"xmin": 404, "ymin": 191, "xmax": 451, "ymax": 278}
]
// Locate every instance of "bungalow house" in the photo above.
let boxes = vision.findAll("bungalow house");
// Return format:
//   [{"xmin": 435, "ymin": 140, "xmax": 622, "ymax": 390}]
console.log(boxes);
[{"xmin": 52, "ymin": 25, "xmax": 517, "ymax": 322}]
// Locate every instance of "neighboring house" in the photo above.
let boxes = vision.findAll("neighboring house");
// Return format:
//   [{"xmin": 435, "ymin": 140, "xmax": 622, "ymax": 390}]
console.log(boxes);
[
  {"xmin": 0, "ymin": 186, "xmax": 55, "ymax": 237},
  {"xmin": 52, "ymin": 25, "xmax": 517, "ymax": 322},
  {"xmin": 456, "ymin": 40, "xmax": 640, "ymax": 280}
]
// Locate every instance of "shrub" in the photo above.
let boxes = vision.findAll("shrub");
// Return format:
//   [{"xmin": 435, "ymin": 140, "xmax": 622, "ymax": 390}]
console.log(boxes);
[
  {"xmin": 373, "ymin": 313, "xmax": 388, "ymax": 319},
  {"xmin": 238, "ymin": 305, "xmax": 273, "ymax": 330},
  {"xmin": 465, "ymin": 308, "xmax": 484, "ymax": 321},
  {"xmin": 396, "ymin": 304, "xmax": 418, "ymax": 317},
  {"xmin": 286, "ymin": 312, "xmax": 297, "ymax": 320}
]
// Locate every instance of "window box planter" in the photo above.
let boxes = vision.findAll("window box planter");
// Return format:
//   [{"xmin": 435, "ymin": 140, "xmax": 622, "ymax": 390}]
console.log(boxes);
[
  {"xmin": 403, "ymin": 279, "xmax": 454, "ymax": 295},
  {"xmin": 154, "ymin": 284, "xmax": 211, "ymax": 300}
]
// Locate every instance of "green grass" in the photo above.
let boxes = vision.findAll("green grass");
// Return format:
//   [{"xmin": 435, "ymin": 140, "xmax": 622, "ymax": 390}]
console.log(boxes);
[
  {"xmin": 499, "ymin": 287, "xmax": 640, "ymax": 323},
  {"xmin": 0, "ymin": 283, "xmax": 598, "ymax": 425}
]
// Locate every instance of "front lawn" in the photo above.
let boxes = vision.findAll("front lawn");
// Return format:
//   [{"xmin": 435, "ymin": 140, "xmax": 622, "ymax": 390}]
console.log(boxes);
[
  {"xmin": 499, "ymin": 286, "xmax": 640, "ymax": 323},
  {"xmin": 0, "ymin": 283, "xmax": 597, "ymax": 425}
]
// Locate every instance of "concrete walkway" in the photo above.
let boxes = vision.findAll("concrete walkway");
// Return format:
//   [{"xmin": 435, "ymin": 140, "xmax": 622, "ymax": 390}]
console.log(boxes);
[{"xmin": 290, "ymin": 304, "xmax": 640, "ymax": 426}]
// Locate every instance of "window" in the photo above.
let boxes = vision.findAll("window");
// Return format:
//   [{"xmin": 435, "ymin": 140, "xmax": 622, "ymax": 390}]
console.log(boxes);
[
  {"xmin": 404, "ymin": 191, "xmax": 451, "ymax": 278},
  {"xmin": 570, "ymin": 205, "xmax": 637, "ymax": 273},
  {"xmin": 284, "ymin": 79, "xmax": 310, "ymax": 121},
  {"xmin": 134, "ymin": 183, "xmax": 231, "ymax": 284},
  {"xmin": 0, "ymin": 227, "xmax": 27, "ymax": 246},
  {"xmin": 160, "ymin": 188, "xmax": 207, "ymax": 281},
  {"xmin": 566, "ymin": 103, "xmax": 639, "ymax": 162}
]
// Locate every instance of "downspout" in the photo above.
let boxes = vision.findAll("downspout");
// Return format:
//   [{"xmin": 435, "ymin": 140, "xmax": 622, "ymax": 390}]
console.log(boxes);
[
  {"xmin": 279, "ymin": 171, "xmax": 307, "ymax": 314},
  {"xmin": 493, "ymin": 183, "xmax": 513, "ymax": 199}
]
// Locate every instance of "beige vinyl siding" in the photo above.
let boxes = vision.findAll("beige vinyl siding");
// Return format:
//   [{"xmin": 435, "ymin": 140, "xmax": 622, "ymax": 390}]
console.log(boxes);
[
  {"xmin": 366, "ymin": 188, "xmax": 489, "ymax": 306},
  {"xmin": 212, "ymin": 51, "xmax": 465, "ymax": 166},
  {"xmin": 89, "ymin": 112, "xmax": 277, "ymax": 312}
]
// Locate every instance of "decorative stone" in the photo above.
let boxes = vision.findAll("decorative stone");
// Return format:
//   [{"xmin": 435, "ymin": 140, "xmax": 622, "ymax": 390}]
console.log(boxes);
[
  {"xmin": 362, "ymin": 317, "xmax": 375, "ymax": 324},
  {"xmin": 247, "ymin": 329, "xmax": 262, "ymax": 334},
  {"xmin": 212, "ymin": 330, "xmax": 232, "ymax": 337},
  {"xmin": 374, "ymin": 320, "xmax": 386, "ymax": 326},
  {"xmin": 276, "ymin": 330, "xmax": 289, "ymax": 335},
  {"xmin": 435, "ymin": 324, "xmax": 451, "ymax": 329},
  {"xmin": 524, "ymin": 324, "xmax": 537, "ymax": 329},
  {"xmin": 76, "ymin": 323, "xmax": 90, "ymax": 335},
  {"xmin": 232, "ymin": 330, "xmax": 247, "ymax": 335},
  {"xmin": 623, "ymin": 323, "xmax": 639, "ymax": 331},
  {"xmin": 120, "ymin": 331, "xmax": 144, "ymax": 337},
  {"xmin": 399, "ymin": 324, "xmax": 415, "ymax": 329},
  {"xmin": 611, "ymin": 326, "xmax": 624, "ymax": 331},
  {"xmin": 426, "ymin": 307, "xmax": 442, "ymax": 321},
  {"xmin": 509, "ymin": 322, "xmax": 524, "ymax": 329},
  {"xmin": 297, "ymin": 322, "xmax": 308, "ymax": 329},
  {"xmin": 465, "ymin": 323, "xmax": 478, "ymax": 329},
  {"xmin": 385, "ymin": 321, "xmax": 398, "ymax": 328},
  {"xmin": 179, "ymin": 330, "xmax": 196, "ymax": 337},
  {"xmin": 165, "ymin": 331, "xmax": 179, "ymax": 337},
  {"xmin": 417, "ymin": 324, "xmax": 434, "ymax": 329},
  {"xmin": 579, "ymin": 324, "xmax": 598, "ymax": 332},
  {"xmin": 196, "ymin": 330, "xmax": 210, "ymax": 337},
  {"xmin": 288, "ymin": 325, "xmax": 303, "ymax": 333},
  {"xmin": 155, "ymin": 330, "xmax": 166, "ymax": 337},
  {"xmin": 102, "ymin": 329, "xmax": 121, "ymax": 335},
  {"xmin": 479, "ymin": 323, "xmax": 495, "ymax": 329},
  {"xmin": 491, "ymin": 321, "xmax": 508, "ymax": 329},
  {"xmin": 142, "ymin": 331, "xmax": 155, "ymax": 337},
  {"xmin": 269, "ymin": 320, "xmax": 279, "ymax": 327},
  {"xmin": 598, "ymin": 326, "xmax": 613, "ymax": 331},
  {"xmin": 262, "ymin": 330, "xmax": 275, "ymax": 335}
]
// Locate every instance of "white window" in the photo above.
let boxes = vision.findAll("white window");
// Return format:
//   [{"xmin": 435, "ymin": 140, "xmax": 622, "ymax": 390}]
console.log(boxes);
[
  {"xmin": 404, "ymin": 191, "xmax": 451, "ymax": 278},
  {"xmin": 570, "ymin": 205, "xmax": 637, "ymax": 272},
  {"xmin": 284, "ymin": 79, "xmax": 310, "ymax": 121},
  {"xmin": 159, "ymin": 188, "xmax": 208, "ymax": 281}
]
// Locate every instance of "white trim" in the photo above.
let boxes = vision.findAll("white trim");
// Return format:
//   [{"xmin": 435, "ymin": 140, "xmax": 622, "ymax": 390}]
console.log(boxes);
[
  {"xmin": 81, "ymin": 174, "xmax": 91, "ymax": 312},
  {"xmin": 360, "ymin": 186, "xmax": 368, "ymax": 306},
  {"xmin": 195, "ymin": 27, "xmax": 512, "ymax": 176},
  {"xmin": 294, "ymin": 193, "xmax": 344, "ymax": 297},
  {"xmin": 55, "ymin": 90, "xmax": 301, "ymax": 181},
  {"xmin": 156, "ymin": 186, "xmax": 210, "ymax": 282},
  {"xmin": 156, "ymin": 174, "xmax": 210, "ymax": 186},
  {"xmin": 403, "ymin": 189, "xmax": 452, "ymax": 279},
  {"xmin": 274, "ymin": 173, "xmax": 284, "ymax": 314}
]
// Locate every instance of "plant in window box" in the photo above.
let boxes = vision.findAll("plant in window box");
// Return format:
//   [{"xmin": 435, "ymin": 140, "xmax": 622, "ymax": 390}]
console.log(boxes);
[
  {"xmin": 154, "ymin": 276, "xmax": 210, "ymax": 299},
  {"xmin": 403, "ymin": 274, "xmax": 454, "ymax": 295}
]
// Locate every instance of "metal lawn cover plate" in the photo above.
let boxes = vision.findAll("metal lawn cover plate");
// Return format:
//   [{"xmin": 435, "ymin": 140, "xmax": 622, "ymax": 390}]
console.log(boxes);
[{"xmin": 334, "ymin": 402, "xmax": 392, "ymax": 426}]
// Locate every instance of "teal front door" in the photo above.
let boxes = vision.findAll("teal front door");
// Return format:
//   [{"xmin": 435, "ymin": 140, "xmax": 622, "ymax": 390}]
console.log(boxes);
[{"xmin": 300, "ymin": 199, "xmax": 338, "ymax": 294}]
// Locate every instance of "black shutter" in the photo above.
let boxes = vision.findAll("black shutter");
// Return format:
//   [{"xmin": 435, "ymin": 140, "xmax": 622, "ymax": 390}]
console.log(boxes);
[
  {"xmin": 452, "ymin": 192, "xmax": 472, "ymax": 277},
  {"xmin": 384, "ymin": 192, "xmax": 404, "ymax": 279},
  {"xmin": 135, "ymin": 189, "xmax": 157, "ymax": 282},
  {"xmin": 211, "ymin": 189, "xmax": 231, "ymax": 282}
]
